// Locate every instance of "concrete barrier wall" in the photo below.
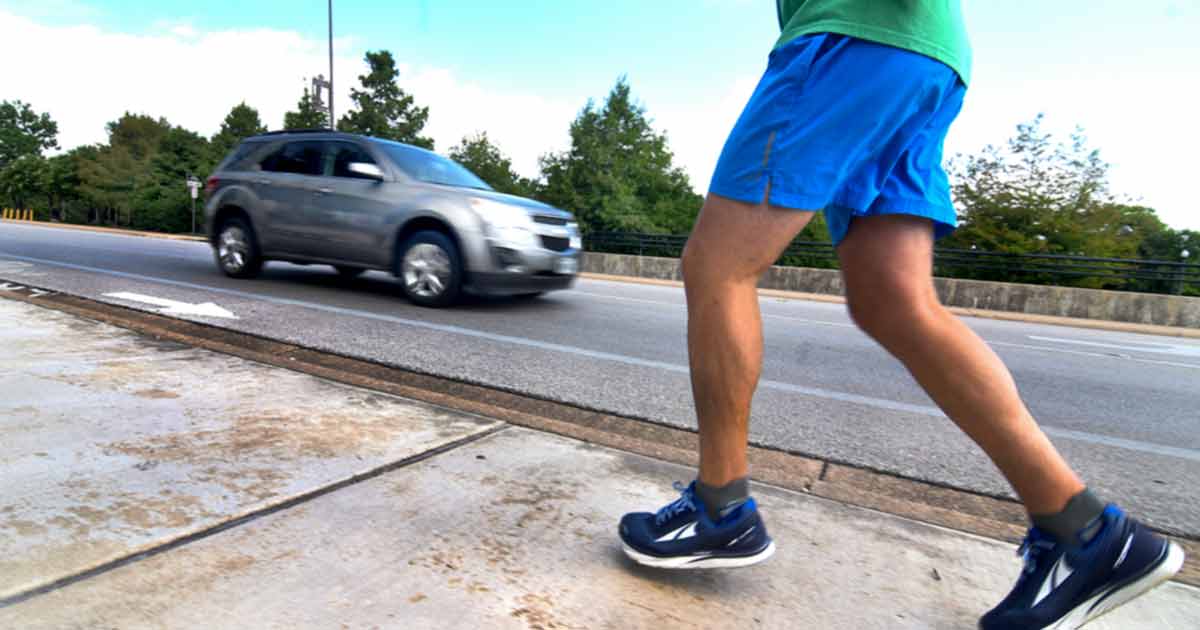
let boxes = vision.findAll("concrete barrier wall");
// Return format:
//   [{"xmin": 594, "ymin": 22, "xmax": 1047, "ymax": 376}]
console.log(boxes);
[{"xmin": 582, "ymin": 252, "xmax": 1200, "ymax": 329}]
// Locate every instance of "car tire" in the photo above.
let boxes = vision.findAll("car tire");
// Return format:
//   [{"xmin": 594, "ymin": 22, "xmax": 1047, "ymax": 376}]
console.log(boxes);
[
  {"xmin": 334, "ymin": 266, "xmax": 365, "ymax": 279},
  {"xmin": 397, "ymin": 230, "xmax": 462, "ymax": 307},
  {"xmin": 214, "ymin": 217, "xmax": 263, "ymax": 279}
]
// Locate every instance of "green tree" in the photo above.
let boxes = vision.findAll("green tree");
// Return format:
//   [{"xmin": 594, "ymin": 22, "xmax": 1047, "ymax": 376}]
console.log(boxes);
[
  {"xmin": 77, "ymin": 114, "xmax": 173, "ymax": 227},
  {"xmin": 211, "ymin": 102, "xmax": 267, "ymax": 160},
  {"xmin": 43, "ymin": 153, "xmax": 82, "ymax": 221},
  {"xmin": 338, "ymin": 50, "xmax": 433, "ymax": 148},
  {"xmin": 135, "ymin": 127, "xmax": 214, "ymax": 232},
  {"xmin": 941, "ymin": 115, "xmax": 1186, "ymax": 289},
  {"xmin": 106, "ymin": 113, "xmax": 171, "ymax": 161},
  {"xmin": 0, "ymin": 155, "xmax": 48, "ymax": 212},
  {"xmin": 0, "ymin": 100, "xmax": 58, "ymax": 169},
  {"xmin": 448, "ymin": 132, "xmax": 535, "ymax": 196},
  {"xmin": 945, "ymin": 116, "xmax": 1129, "ymax": 254},
  {"xmin": 283, "ymin": 87, "xmax": 330, "ymax": 130},
  {"xmin": 538, "ymin": 77, "xmax": 701, "ymax": 234}
]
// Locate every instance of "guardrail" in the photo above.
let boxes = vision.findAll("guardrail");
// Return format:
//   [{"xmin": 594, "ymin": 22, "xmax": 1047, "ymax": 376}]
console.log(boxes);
[
  {"xmin": 1, "ymin": 209, "xmax": 36, "ymax": 221},
  {"xmin": 584, "ymin": 232, "xmax": 1200, "ymax": 296}
]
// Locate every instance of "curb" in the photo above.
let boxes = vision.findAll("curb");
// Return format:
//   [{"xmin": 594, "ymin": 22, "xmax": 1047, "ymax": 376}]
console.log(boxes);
[{"xmin": 0, "ymin": 220, "xmax": 206, "ymax": 242}]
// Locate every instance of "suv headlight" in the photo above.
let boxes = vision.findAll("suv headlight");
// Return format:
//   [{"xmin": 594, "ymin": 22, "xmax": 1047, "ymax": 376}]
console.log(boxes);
[
  {"xmin": 472, "ymin": 198, "xmax": 537, "ymax": 248},
  {"xmin": 568, "ymin": 222, "xmax": 582, "ymax": 250}
]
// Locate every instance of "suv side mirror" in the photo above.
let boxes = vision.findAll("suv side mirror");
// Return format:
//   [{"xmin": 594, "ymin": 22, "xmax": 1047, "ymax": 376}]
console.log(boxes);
[{"xmin": 348, "ymin": 162, "xmax": 385, "ymax": 181}]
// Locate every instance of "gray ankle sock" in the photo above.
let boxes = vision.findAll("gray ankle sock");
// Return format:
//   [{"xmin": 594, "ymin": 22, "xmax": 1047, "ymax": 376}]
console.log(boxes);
[
  {"xmin": 1031, "ymin": 489, "xmax": 1107, "ymax": 545},
  {"xmin": 696, "ymin": 477, "xmax": 750, "ymax": 521}
]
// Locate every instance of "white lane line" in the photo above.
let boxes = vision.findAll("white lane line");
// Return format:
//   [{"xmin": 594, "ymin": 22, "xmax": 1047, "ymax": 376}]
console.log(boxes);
[
  {"xmin": 574, "ymin": 289, "xmax": 1200, "ymax": 368},
  {"xmin": 572, "ymin": 290, "xmax": 858, "ymax": 328},
  {"xmin": 988, "ymin": 341, "xmax": 1200, "ymax": 370},
  {"xmin": 4, "ymin": 251, "xmax": 1198, "ymax": 464},
  {"xmin": 1029, "ymin": 335, "xmax": 1200, "ymax": 358}
]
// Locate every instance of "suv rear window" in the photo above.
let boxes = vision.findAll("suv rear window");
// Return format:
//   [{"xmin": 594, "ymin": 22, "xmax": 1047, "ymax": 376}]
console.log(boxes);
[
  {"xmin": 260, "ymin": 141, "xmax": 325, "ymax": 176},
  {"xmin": 217, "ymin": 141, "xmax": 266, "ymax": 172}
]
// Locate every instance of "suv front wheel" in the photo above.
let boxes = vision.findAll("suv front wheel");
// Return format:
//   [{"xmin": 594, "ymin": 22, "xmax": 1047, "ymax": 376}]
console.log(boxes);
[
  {"xmin": 215, "ymin": 217, "xmax": 263, "ymax": 279},
  {"xmin": 397, "ymin": 230, "xmax": 462, "ymax": 307}
]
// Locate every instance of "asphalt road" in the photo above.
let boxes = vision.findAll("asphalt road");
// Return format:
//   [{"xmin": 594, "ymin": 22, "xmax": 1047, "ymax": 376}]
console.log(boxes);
[{"xmin": 2, "ymin": 221, "xmax": 1197, "ymax": 535}]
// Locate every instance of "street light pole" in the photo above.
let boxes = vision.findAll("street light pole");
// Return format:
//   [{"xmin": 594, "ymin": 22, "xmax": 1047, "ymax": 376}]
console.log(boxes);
[{"xmin": 328, "ymin": 0, "xmax": 335, "ymax": 128}]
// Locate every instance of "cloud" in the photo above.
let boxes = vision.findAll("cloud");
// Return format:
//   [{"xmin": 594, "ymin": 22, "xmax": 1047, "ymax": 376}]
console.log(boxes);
[{"xmin": 0, "ymin": 9, "xmax": 575, "ymax": 179}]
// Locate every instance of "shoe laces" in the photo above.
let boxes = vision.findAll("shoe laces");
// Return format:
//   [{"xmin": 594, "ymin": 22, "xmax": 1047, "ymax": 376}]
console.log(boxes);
[
  {"xmin": 654, "ymin": 481, "xmax": 697, "ymax": 526},
  {"xmin": 1017, "ymin": 528, "xmax": 1059, "ymax": 577}
]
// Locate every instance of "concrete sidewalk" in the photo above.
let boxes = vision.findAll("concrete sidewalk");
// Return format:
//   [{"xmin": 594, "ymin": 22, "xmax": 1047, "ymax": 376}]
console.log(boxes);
[{"xmin": 1, "ymin": 298, "xmax": 1196, "ymax": 629}]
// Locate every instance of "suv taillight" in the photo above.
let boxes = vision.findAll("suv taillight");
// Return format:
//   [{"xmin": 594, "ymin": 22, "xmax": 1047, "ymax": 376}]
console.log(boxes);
[{"xmin": 205, "ymin": 177, "xmax": 219, "ymax": 196}]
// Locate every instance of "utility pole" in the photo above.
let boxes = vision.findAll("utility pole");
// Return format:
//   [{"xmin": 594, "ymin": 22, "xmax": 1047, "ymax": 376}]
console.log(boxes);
[{"xmin": 328, "ymin": 0, "xmax": 335, "ymax": 128}]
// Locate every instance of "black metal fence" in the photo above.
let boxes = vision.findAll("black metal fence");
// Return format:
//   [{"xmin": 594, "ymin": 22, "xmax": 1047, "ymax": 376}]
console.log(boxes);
[{"xmin": 584, "ymin": 232, "xmax": 1200, "ymax": 296}]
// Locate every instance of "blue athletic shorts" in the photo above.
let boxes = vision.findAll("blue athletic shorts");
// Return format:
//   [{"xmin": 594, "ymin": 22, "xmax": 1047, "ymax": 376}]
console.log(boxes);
[{"xmin": 709, "ymin": 33, "xmax": 967, "ymax": 245}]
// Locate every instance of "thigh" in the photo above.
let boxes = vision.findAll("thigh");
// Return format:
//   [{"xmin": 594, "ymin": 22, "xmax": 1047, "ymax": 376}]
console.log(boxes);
[{"xmin": 686, "ymin": 193, "xmax": 815, "ymax": 281}]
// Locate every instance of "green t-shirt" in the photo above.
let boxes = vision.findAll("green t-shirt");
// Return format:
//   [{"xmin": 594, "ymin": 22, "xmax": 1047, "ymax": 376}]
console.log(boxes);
[{"xmin": 776, "ymin": 0, "xmax": 972, "ymax": 85}]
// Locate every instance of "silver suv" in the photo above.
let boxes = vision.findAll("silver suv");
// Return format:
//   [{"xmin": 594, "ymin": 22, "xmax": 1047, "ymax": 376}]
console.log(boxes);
[{"xmin": 203, "ymin": 130, "xmax": 581, "ymax": 307}]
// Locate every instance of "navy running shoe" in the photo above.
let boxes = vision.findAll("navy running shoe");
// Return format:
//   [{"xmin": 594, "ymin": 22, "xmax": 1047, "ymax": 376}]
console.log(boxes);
[
  {"xmin": 619, "ymin": 481, "xmax": 775, "ymax": 569},
  {"xmin": 980, "ymin": 504, "xmax": 1184, "ymax": 629}
]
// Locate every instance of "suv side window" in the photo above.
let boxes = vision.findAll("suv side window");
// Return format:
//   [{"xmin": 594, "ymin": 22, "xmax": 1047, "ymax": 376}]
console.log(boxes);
[
  {"xmin": 260, "ymin": 141, "xmax": 325, "ymax": 176},
  {"xmin": 328, "ymin": 142, "xmax": 379, "ymax": 179}
]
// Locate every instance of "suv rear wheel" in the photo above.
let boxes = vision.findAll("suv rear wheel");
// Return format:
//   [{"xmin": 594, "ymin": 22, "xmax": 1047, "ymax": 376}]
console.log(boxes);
[
  {"xmin": 215, "ymin": 217, "xmax": 263, "ymax": 279},
  {"xmin": 397, "ymin": 230, "xmax": 462, "ymax": 307}
]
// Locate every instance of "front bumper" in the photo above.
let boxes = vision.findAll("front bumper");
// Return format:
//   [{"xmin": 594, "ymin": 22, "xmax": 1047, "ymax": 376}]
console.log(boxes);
[
  {"xmin": 467, "ymin": 241, "xmax": 580, "ymax": 295},
  {"xmin": 467, "ymin": 270, "xmax": 577, "ymax": 296}
]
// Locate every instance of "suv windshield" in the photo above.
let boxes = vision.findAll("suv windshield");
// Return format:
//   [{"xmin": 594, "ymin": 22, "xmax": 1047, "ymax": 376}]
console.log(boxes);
[{"xmin": 373, "ymin": 140, "xmax": 491, "ymax": 190}]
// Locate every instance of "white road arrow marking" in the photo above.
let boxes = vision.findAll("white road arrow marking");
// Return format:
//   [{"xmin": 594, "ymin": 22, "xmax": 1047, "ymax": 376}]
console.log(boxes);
[
  {"xmin": 104, "ymin": 292, "xmax": 237, "ymax": 319},
  {"xmin": 28, "ymin": 289, "xmax": 52, "ymax": 298},
  {"xmin": 0, "ymin": 283, "xmax": 25, "ymax": 291}
]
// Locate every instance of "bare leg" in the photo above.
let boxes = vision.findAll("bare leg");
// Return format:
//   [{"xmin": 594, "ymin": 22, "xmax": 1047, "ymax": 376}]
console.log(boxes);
[
  {"xmin": 836, "ymin": 215, "xmax": 1083, "ymax": 514},
  {"xmin": 682, "ymin": 194, "xmax": 814, "ymax": 487}
]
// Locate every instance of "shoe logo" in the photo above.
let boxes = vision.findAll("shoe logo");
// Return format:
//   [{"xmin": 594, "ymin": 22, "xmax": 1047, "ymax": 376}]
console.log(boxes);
[
  {"xmin": 1114, "ymin": 534, "xmax": 1134, "ymax": 569},
  {"xmin": 1033, "ymin": 555, "xmax": 1075, "ymax": 607},
  {"xmin": 655, "ymin": 521, "xmax": 698, "ymax": 543},
  {"xmin": 728, "ymin": 525, "xmax": 758, "ymax": 547}
]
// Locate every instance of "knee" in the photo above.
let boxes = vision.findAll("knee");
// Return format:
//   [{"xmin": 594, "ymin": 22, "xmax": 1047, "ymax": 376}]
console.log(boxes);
[
  {"xmin": 845, "ymin": 281, "xmax": 941, "ymax": 344},
  {"xmin": 681, "ymin": 237, "xmax": 736, "ymax": 287}
]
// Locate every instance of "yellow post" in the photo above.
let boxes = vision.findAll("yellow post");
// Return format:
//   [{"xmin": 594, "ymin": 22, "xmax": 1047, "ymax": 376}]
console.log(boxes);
[{"xmin": 25, "ymin": 209, "xmax": 33, "ymax": 221}]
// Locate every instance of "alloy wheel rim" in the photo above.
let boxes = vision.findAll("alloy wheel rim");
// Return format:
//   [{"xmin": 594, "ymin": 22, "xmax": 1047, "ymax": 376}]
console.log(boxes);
[
  {"xmin": 402, "ymin": 243, "xmax": 452, "ymax": 298},
  {"xmin": 218, "ymin": 227, "xmax": 249, "ymax": 273}
]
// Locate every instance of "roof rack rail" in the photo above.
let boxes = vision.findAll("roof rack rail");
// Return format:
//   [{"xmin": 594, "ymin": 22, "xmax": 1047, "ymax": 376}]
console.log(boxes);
[{"xmin": 255, "ymin": 128, "xmax": 344, "ymax": 136}]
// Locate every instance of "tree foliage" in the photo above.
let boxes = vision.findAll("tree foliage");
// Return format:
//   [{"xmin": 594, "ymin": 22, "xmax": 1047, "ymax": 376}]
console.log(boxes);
[
  {"xmin": 338, "ymin": 50, "xmax": 433, "ymax": 148},
  {"xmin": 0, "ymin": 100, "xmax": 59, "ymax": 169},
  {"xmin": 448, "ymin": 132, "xmax": 536, "ymax": 197},
  {"xmin": 283, "ymin": 87, "xmax": 330, "ymax": 130},
  {"xmin": 211, "ymin": 103, "xmax": 267, "ymax": 161},
  {"xmin": 538, "ymin": 78, "xmax": 701, "ymax": 233}
]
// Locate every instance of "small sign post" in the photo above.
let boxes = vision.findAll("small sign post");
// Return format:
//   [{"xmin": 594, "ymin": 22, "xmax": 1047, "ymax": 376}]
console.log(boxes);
[{"xmin": 186, "ymin": 175, "xmax": 202, "ymax": 235}]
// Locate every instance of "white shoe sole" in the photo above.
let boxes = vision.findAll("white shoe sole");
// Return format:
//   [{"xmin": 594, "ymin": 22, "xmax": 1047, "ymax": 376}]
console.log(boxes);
[
  {"xmin": 622, "ymin": 541, "xmax": 776, "ymax": 569},
  {"xmin": 1051, "ymin": 541, "xmax": 1185, "ymax": 629}
]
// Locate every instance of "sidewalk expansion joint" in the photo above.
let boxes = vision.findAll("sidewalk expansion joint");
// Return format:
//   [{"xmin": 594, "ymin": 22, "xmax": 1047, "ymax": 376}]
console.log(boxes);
[
  {"xmin": 2, "ymin": 287, "xmax": 1197, "ymax": 588},
  {"xmin": 0, "ymin": 424, "xmax": 509, "ymax": 609}
]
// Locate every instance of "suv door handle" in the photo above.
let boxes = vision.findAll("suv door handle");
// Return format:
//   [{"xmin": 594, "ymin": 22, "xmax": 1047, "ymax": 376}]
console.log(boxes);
[
  {"xmin": 315, "ymin": 187, "xmax": 334, "ymax": 195},
  {"xmin": 255, "ymin": 178, "xmax": 271, "ymax": 185}
]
